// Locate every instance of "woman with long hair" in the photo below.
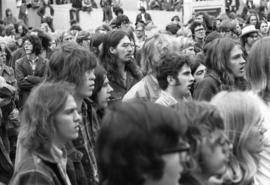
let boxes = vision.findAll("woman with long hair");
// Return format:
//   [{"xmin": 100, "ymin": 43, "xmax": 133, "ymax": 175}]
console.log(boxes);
[
  {"xmin": 245, "ymin": 10, "xmax": 260, "ymax": 29},
  {"xmin": 246, "ymin": 36, "xmax": 270, "ymax": 184},
  {"xmin": 247, "ymin": 37, "xmax": 270, "ymax": 103},
  {"xmin": 211, "ymin": 91, "xmax": 267, "ymax": 185}
]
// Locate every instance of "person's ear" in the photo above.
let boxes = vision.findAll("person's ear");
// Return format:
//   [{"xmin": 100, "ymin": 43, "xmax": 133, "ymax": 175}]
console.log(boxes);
[
  {"xmin": 109, "ymin": 46, "xmax": 116, "ymax": 54},
  {"xmin": 167, "ymin": 75, "xmax": 175, "ymax": 86}
]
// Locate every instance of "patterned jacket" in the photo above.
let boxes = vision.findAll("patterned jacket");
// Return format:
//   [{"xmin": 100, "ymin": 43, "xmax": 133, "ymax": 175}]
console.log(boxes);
[{"xmin": 69, "ymin": 98, "xmax": 100, "ymax": 185}]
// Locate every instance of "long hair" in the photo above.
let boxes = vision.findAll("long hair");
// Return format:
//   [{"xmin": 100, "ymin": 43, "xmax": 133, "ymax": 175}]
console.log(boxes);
[
  {"xmin": 47, "ymin": 42, "xmax": 97, "ymax": 86},
  {"xmin": 174, "ymin": 101, "xmax": 224, "ymax": 174},
  {"xmin": 100, "ymin": 30, "xmax": 131, "ymax": 79},
  {"xmin": 31, "ymin": 28, "xmax": 52, "ymax": 51},
  {"xmin": 246, "ymin": 11, "xmax": 260, "ymax": 29},
  {"xmin": 91, "ymin": 65, "xmax": 107, "ymax": 104},
  {"xmin": 19, "ymin": 81, "xmax": 75, "ymax": 152},
  {"xmin": 246, "ymin": 37, "xmax": 270, "ymax": 99},
  {"xmin": 205, "ymin": 37, "xmax": 240, "ymax": 86},
  {"xmin": 211, "ymin": 91, "xmax": 265, "ymax": 185}
]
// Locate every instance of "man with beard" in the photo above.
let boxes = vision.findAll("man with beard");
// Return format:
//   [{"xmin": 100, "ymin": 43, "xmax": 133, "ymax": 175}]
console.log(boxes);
[
  {"xmin": 155, "ymin": 53, "xmax": 194, "ymax": 107},
  {"xmin": 100, "ymin": 30, "xmax": 142, "ymax": 102}
]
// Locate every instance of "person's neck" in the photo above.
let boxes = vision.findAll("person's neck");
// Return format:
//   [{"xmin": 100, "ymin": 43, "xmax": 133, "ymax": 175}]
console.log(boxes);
[
  {"xmin": 166, "ymin": 86, "xmax": 184, "ymax": 102},
  {"xmin": 245, "ymin": 44, "xmax": 252, "ymax": 53},
  {"xmin": 118, "ymin": 60, "xmax": 126, "ymax": 78},
  {"xmin": 51, "ymin": 137, "xmax": 65, "ymax": 150},
  {"xmin": 27, "ymin": 54, "xmax": 37, "ymax": 60},
  {"xmin": 75, "ymin": 96, "xmax": 84, "ymax": 112},
  {"xmin": 193, "ymin": 171, "xmax": 214, "ymax": 185},
  {"xmin": 195, "ymin": 37, "xmax": 204, "ymax": 43},
  {"xmin": 137, "ymin": 35, "xmax": 146, "ymax": 41}
]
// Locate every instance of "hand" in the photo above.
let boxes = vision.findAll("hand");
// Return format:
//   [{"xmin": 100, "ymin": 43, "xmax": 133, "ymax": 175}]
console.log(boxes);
[{"xmin": 8, "ymin": 108, "xmax": 19, "ymax": 121}]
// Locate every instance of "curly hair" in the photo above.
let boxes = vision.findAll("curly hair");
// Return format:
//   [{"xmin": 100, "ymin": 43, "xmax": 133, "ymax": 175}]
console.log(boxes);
[
  {"xmin": 156, "ymin": 53, "xmax": 191, "ymax": 90},
  {"xmin": 174, "ymin": 101, "xmax": 225, "ymax": 175},
  {"xmin": 23, "ymin": 34, "xmax": 42, "ymax": 55},
  {"xmin": 15, "ymin": 22, "xmax": 28, "ymax": 37},
  {"xmin": 140, "ymin": 33, "xmax": 172, "ymax": 75},
  {"xmin": 31, "ymin": 28, "xmax": 52, "ymax": 51}
]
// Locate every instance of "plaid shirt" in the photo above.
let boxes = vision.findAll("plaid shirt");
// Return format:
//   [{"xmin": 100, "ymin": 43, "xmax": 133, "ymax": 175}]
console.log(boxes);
[{"xmin": 71, "ymin": 98, "xmax": 100, "ymax": 185}]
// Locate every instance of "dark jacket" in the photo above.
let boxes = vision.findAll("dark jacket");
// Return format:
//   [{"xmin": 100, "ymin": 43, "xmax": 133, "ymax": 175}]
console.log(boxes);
[
  {"xmin": 0, "ymin": 128, "xmax": 13, "ymax": 184},
  {"xmin": 180, "ymin": 173, "xmax": 211, "ymax": 185},
  {"xmin": 108, "ymin": 62, "xmax": 142, "ymax": 103},
  {"xmin": 37, "ymin": 0, "xmax": 55, "ymax": 18},
  {"xmin": 10, "ymin": 47, "xmax": 26, "ymax": 69},
  {"xmin": 135, "ymin": 12, "xmax": 152, "ymax": 25},
  {"xmin": 71, "ymin": 0, "xmax": 83, "ymax": 9},
  {"xmin": 69, "ymin": 98, "xmax": 100, "ymax": 185},
  {"xmin": 15, "ymin": 56, "xmax": 47, "ymax": 108},
  {"xmin": 193, "ymin": 71, "xmax": 230, "ymax": 101},
  {"xmin": 9, "ymin": 146, "xmax": 79, "ymax": 185},
  {"xmin": 150, "ymin": 1, "xmax": 161, "ymax": 10}
]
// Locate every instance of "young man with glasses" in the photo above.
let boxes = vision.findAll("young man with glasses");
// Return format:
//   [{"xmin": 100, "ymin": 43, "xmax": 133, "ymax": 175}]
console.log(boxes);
[
  {"xmin": 190, "ymin": 21, "xmax": 206, "ymax": 54},
  {"xmin": 135, "ymin": 21, "xmax": 146, "ymax": 49}
]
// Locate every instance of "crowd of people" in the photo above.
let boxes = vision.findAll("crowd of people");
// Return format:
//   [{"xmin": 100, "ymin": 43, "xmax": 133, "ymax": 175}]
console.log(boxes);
[{"xmin": 1, "ymin": 1, "xmax": 270, "ymax": 185}]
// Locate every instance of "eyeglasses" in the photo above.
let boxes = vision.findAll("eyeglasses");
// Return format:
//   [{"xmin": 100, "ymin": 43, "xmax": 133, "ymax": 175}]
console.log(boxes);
[{"xmin": 195, "ymin": 28, "xmax": 205, "ymax": 32}]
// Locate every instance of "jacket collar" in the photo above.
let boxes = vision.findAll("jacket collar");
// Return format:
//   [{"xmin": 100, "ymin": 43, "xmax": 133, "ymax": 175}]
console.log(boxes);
[{"xmin": 0, "ymin": 64, "xmax": 12, "ymax": 75}]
